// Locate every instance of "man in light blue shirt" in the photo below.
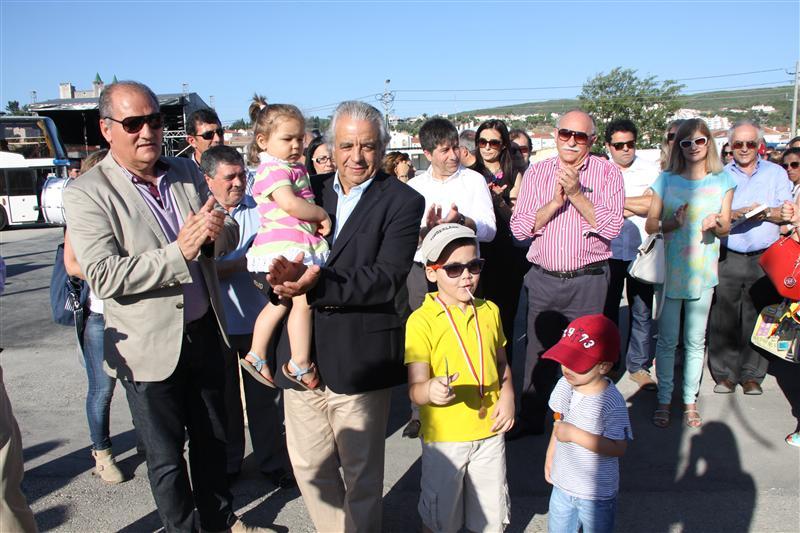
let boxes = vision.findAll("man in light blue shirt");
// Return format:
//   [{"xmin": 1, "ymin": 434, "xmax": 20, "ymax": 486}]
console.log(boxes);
[
  {"xmin": 202, "ymin": 145, "xmax": 294, "ymax": 488},
  {"xmin": 709, "ymin": 121, "xmax": 792, "ymax": 395}
]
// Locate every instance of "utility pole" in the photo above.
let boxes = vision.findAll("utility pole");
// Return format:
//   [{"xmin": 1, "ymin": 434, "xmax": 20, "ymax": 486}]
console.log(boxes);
[
  {"xmin": 791, "ymin": 60, "xmax": 799, "ymax": 137},
  {"xmin": 377, "ymin": 79, "xmax": 395, "ymax": 127},
  {"xmin": 209, "ymin": 95, "xmax": 215, "ymax": 109},
  {"xmin": 30, "ymin": 90, "xmax": 37, "ymax": 104}
]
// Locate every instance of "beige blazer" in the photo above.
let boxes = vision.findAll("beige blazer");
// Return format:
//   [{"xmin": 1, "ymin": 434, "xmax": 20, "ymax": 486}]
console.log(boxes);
[{"xmin": 62, "ymin": 153, "xmax": 238, "ymax": 382}]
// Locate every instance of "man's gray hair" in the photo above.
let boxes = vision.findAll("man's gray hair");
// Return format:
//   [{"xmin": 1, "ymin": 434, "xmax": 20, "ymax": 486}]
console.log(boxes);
[
  {"xmin": 200, "ymin": 145, "xmax": 245, "ymax": 179},
  {"xmin": 98, "ymin": 80, "xmax": 160, "ymax": 121},
  {"xmin": 326, "ymin": 101, "xmax": 390, "ymax": 155},
  {"xmin": 556, "ymin": 108, "xmax": 597, "ymax": 135},
  {"xmin": 728, "ymin": 119, "xmax": 764, "ymax": 144},
  {"xmin": 459, "ymin": 130, "xmax": 477, "ymax": 153}
]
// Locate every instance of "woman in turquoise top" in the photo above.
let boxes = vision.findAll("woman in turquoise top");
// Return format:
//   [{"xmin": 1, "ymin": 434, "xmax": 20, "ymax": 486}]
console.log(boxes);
[{"xmin": 645, "ymin": 118, "xmax": 735, "ymax": 429}]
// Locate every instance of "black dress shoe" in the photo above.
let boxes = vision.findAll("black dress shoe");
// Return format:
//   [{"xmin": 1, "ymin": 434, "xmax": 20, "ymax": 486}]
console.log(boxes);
[
  {"xmin": 402, "ymin": 419, "xmax": 421, "ymax": 439},
  {"xmin": 264, "ymin": 468, "xmax": 297, "ymax": 489},
  {"xmin": 742, "ymin": 380, "xmax": 763, "ymax": 395}
]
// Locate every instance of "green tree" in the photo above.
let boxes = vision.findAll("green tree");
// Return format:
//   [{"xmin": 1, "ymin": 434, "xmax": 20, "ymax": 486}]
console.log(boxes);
[
  {"xmin": 578, "ymin": 68, "xmax": 684, "ymax": 148},
  {"xmin": 229, "ymin": 118, "xmax": 249, "ymax": 130},
  {"xmin": 5, "ymin": 100, "xmax": 31, "ymax": 115}
]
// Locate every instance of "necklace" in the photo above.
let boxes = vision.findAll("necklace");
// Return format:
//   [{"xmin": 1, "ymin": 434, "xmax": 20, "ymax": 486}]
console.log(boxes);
[{"xmin": 435, "ymin": 295, "xmax": 488, "ymax": 418}]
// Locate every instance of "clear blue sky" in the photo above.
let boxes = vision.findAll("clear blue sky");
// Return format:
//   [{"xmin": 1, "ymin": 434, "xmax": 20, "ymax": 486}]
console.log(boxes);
[{"xmin": 1, "ymin": 0, "xmax": 798, "ymax": 123}]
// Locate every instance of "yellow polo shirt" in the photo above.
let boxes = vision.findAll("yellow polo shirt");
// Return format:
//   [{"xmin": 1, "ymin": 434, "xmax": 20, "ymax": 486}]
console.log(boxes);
[{"xmin": 404, "ymin": 292, "xmax": 506, "ymax": 443}]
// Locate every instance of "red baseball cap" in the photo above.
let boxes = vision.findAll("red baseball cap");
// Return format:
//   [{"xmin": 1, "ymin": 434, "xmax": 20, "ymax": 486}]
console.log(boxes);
[{"xmin": 542, "ymin": 314, "xmax": 620, "ymax": 373}]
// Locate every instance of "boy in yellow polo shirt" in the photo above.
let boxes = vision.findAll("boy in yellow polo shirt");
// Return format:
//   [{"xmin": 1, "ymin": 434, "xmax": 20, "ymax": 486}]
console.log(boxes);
[{"xmin": 405, "ymin": 223, "xmax": 515, "ymax": 533}]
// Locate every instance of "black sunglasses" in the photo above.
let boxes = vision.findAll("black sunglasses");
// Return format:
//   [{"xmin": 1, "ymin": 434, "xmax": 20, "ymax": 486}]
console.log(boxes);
[
  {"xmin": 194, "ymin": 128, "xmax": 224, "ymax": 140},
  {"xmin": 478, "ymin": 138, "xmax": 503, "ymax": 150},
  {"xmin": 732, "ymin": 140, "xmax": 759, "ymax": 150},
  {"xmin": 723, "ymin": 151, "xmax": 733, "ymax": 156},
  {"xmin": 431, "ymin": 258, "xmax": 485, "ymax": 278},
  {"xmin": 557, "ymin": 128, "xmax": 593, "ymax": 145},
  {"xmin": 783, "ymin": 161, "xmax": 800, "ymax": 170},
  {"xmin": 610, "ymin": 141, "xmax": 635, "ymax": 151},
  {"xmin": 104, "ymin": 112, "xmax": 164, "ymax": 134}
]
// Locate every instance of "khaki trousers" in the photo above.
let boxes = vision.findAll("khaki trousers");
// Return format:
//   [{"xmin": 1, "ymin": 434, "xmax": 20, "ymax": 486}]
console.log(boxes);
[
  {"xmin": 284, "ymin": 386, "xmax": 391, "ymax": 533},
  {"xmin": 0, "ymin": 366, "xmax": 37, "ymax": 533}
]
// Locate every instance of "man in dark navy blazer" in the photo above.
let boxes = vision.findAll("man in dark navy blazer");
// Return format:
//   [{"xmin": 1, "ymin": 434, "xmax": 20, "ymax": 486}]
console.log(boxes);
[{"xmin": 268, "ymin": 101, "xmax": 424, "ymax": 532}]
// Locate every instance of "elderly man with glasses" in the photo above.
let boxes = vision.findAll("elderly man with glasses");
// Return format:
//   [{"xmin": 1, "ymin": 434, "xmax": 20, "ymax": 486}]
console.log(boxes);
[
  {"xmin": 62, "ymin": 81, "xmax": 258, "ymax": 532},
  {"xmin": 708, "ymin": 120, "xmax": 792, "ymax": 396},
  {"xmin": 508, "ymin": 109, "xmax": 624, "ymax": 439}
]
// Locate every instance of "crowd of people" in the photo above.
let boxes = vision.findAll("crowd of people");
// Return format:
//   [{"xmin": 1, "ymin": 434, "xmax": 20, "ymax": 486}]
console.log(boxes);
[{"xmin": 3, "ymin": 78, "xmax": 800, "ymax": 533}]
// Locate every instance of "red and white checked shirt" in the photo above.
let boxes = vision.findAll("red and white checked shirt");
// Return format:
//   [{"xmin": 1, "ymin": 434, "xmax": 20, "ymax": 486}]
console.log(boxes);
[{"xmin": 510, "ymin": 155, "xmax": 624, "ymax": 272}]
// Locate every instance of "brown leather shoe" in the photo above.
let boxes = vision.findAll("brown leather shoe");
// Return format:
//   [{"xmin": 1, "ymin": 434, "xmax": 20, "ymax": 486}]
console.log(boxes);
[
  {"xmin": 629, "ymin": 370, "xmax": 657, "ymax": 391},
  {"xmin": 713, "ymin": 379, "xmax": 736, "ymax": 394},
  {"xmin": 741, "ymin": 380, "xmax": 763, "ymax": 395}
]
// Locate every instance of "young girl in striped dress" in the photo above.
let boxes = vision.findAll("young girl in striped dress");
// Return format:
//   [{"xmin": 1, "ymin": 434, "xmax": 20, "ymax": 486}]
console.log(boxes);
[{"xmin": 243, "ymin": 104, "xmax": 330, "ymax": 389}]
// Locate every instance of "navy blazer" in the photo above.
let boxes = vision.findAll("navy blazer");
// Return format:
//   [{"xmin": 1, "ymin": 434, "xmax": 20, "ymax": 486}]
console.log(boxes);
[{"xmin": 274, "ymin": 170, "xmax": 424, "ymax": 394}]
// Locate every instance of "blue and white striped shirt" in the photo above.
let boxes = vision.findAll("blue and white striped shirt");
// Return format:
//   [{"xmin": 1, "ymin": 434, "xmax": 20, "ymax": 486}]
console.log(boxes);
[{"xmin": 549, "ymin": 377, "xmax": 632, "ymax": 500}]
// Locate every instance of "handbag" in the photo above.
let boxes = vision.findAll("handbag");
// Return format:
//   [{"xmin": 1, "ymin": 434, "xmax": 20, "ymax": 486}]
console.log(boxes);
[
  {"xmin": 758, "ymin": 232, "xmax": 800, "ymax": 301},
  {"xmin": 751, "ymin": 300, "xmax": 800, "ymax": 363},
  {"xmin": 627, "ymin": 232, "xmax": 665, "ymax": 285},
  {"xmin": 50, "ymin": 243, "xmax": 89, "ymax": 326}
]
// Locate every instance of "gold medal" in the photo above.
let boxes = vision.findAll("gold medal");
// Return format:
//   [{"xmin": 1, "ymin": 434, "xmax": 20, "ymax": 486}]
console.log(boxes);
[{"xmin": 478, "ymin": 405, "xmax": 487, "ymax": 419}]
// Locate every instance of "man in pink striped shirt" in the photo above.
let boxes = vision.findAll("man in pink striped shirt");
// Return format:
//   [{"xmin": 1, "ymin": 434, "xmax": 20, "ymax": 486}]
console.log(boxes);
[{"xmin": 508, "ymin": 109, "xmax": 624, "ymax": 438}]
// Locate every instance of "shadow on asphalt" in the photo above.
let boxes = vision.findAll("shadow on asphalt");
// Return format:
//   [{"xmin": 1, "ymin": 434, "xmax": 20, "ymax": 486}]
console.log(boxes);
[{"xmin": 5, "ymin": 261, "xmax": 52, "ymax": 278}]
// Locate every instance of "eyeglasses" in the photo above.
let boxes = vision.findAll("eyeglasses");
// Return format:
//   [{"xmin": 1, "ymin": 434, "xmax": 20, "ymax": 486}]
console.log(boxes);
[
  {"xmin": 104, "ymin": 113, "xmax": 164, "ymax": 134},
  {"xmin": 557, "ymin": 128, "xmax": 593, "ymax": 145},
  {"xmin": 516, "ymin": 146, "xmax": 531, "ymax": 154},
  {"xmin": 666, "ymin": 132, "xmax": 676, "ymax": 142},
  {"xmin": 430, "ymin": 258, "xmax": 485, "ymax": 278},
  {"xmin": 609, "ymin": 141, "xmax": 636, "ymax": 151},
  {"xmin": 723, "ymin": 151, "xmax": 733, "ymax": 156},
  {"xmin": 783, "ymin": 161, "xmax": 800, "ymax": 170},
  {"xmin": 314, "ymin": 155, "xmax": 332, "ymax": 164},
  {"xmin": 679, "ymin": 136, "xmax": 708, "ymax": 149},
  {"xmin": 478, "ymin": 138, "xmax": 503, "ymax": 150},
  {"xmin": 732, "ymin": 140, "xmax": 759, "ymax": 150},
  {"xmin": 194, "ymin": 128, "xmax": 224, "ymax": 140}
]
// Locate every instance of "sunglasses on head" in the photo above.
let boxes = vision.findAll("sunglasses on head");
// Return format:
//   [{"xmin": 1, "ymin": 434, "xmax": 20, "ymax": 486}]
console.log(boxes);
[
  {"xmin": 478, "ymin": 138, "xmax": 503, "ymax": 150},
  {"xmin": 610, "ymin": 141, "xmax": 635, "ymax": 151},
  {"xmin": 104, "ymin": 112, "xmax": 164, "ymax": 134},
  {"xmin": 732, "ymin": 140, "xmax": 758, "ymax": 150},
  {"xmin": 430, "ymin": 258, "xmax": 485, "ymax": 278},
  {"xmin": 194, "ymin": 128, "xmax": 224, "ymax": 140},
  {"xmin": 557, "ymin": 128, "xmax": 593, "ymax": 145},
  {"xmin": 783, "ymin": 161, "xmax": 800, "ymax": 170},
  {"xmin": 679, "ymin": 136, "xmax": 708, "ymax": 149},
  {"xmin": 314, "ymin": 155, "xmax": 332, "ymax": 164}
]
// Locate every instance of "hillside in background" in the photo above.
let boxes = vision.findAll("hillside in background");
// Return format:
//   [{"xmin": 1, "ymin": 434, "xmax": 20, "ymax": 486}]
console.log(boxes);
[{"xmin": 455, "ymin": 85, "xmax": 795, "ymax": 125}]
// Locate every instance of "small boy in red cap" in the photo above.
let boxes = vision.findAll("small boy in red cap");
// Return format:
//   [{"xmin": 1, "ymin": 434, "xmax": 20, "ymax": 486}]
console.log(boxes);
[{"xmin": 542, "ymin": 314, "xmax": 632, "ymax": 533}]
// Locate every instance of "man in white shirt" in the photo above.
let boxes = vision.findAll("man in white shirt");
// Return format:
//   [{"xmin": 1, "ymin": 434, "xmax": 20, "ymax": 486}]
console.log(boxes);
[
  {"xmin": 406, "ymin": 117, "xmax": 496, "ymax": 309},
  {"xmin": 602, "ymin": 119, "xmax": 659, "ymax": 390}
]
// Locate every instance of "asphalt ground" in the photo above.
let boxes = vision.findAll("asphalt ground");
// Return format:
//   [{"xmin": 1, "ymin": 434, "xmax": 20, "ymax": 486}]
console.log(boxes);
[{"xmin": 1, "ymin": 226, "xmax": 799, "ymax": 532}]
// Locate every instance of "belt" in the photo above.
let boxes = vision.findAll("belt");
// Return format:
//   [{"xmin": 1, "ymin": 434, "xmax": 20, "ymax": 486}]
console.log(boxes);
[
  {"xmin": 725, "ymin": 248, "xmax": 767, "ymax": 257},
  {"xmin": 533, "ymin": 260, "xmax": 608, "ymax": 280}
]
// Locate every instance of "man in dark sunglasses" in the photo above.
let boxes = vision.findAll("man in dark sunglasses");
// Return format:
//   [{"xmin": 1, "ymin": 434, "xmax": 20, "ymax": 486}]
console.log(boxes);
[
  {"xmin": 63, "ymin": 81, "xmax": 252, "ymax": 532},
  {"xmin": 782, "ymin": 147, "xmax": 800, "ymax": 198},
  {"xmin": 709, "ymin": 120, "xmax": 793, "ymax": 396},
  {"xmin": 508, "ymin": 109, "xmax": 624, "ymax": 439},
  {"xmin": 186, "ymin": 108, "xmax": 225, "ymax": 169},
  {"xmin": 602, "ymin": 119, "xmax": 659, "ymax": 391}
]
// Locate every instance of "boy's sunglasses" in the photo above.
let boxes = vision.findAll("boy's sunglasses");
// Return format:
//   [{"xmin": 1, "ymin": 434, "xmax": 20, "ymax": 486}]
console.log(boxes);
[
  {"xmin": 194, "ymin": 128, "xmax": 224, "ymax": 140},
  {"xmin": 478, "ymin": 138, "xmax": 503, "ymax": 150},
  {"xmin": 732, "ymin": 140, "xmax": 758, "ymax": 150},
  {"xmin": 610, "ymin": 141, "xmax": 635, "ymax": 151},
  {"xmin": 104, "ymin": 112, "xmax": 164, "ymax": 134},
  {"xmin": 783, "ymin": 161, "xmax": 800, "ymax": 170},
  {"xmin": 557, "ymin": 128, "xmax": 592, "ymax": 145},
  {"xmin": 431, "ymin": 258, "xmax": 485, "ymax": 278},
  {"xmin": 679, "ymin": 136, "xmax": 708, "ymax": 149}
]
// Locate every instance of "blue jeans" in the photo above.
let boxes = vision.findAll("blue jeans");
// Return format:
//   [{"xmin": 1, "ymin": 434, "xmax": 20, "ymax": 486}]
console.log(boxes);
[
  {"xmin": 655, "ymin": 288, "xmax": 714, "ymax": 405},
  {"xmin": 548, "ymin": 486, "xmax": 616, "ymax": 533},
  {"xmin": 82, "ymin": 312, "xmax": 115, "ymax": 451}
]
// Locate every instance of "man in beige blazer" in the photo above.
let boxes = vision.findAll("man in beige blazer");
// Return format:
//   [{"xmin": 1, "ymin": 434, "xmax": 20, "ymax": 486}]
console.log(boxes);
[{"xmin": 62, "ymin": 81, "xmax": 251, "ymax": 533}]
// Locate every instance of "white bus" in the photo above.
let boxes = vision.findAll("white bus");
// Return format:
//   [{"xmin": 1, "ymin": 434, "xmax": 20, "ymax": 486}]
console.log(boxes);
[{"xmin": 0, "ymin": 116, "xmax": 69, "ymax": 230}]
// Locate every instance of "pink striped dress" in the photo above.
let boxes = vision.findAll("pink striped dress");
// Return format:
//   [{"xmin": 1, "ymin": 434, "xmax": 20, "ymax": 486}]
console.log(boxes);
[{"xmin": 246, "ymin": 154, "xmax": 330, "ymax": 272}]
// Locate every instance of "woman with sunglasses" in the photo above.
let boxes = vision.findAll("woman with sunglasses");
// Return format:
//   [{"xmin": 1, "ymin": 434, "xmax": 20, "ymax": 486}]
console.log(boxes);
[
  {"xmin": 721, "ymin": 142, "xmax": 734, "ymax": 165},
  {"xmin": 304, "ymin": 136, "xmax": 335, "ymax": 176},
  {"xmin": 473, "ymin": 119, "xmax": 528, "ymax": 363},
  {"xmin": 659, "ymin": 119, "xmax": 685, "ymax": 171},
  {"xmin": 645, "ymin": 118, "xmax": 735, "ymax": 429},
  {"xmin": 783, "ymin": 147, "xmax": 800, "ymax": 200}
]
